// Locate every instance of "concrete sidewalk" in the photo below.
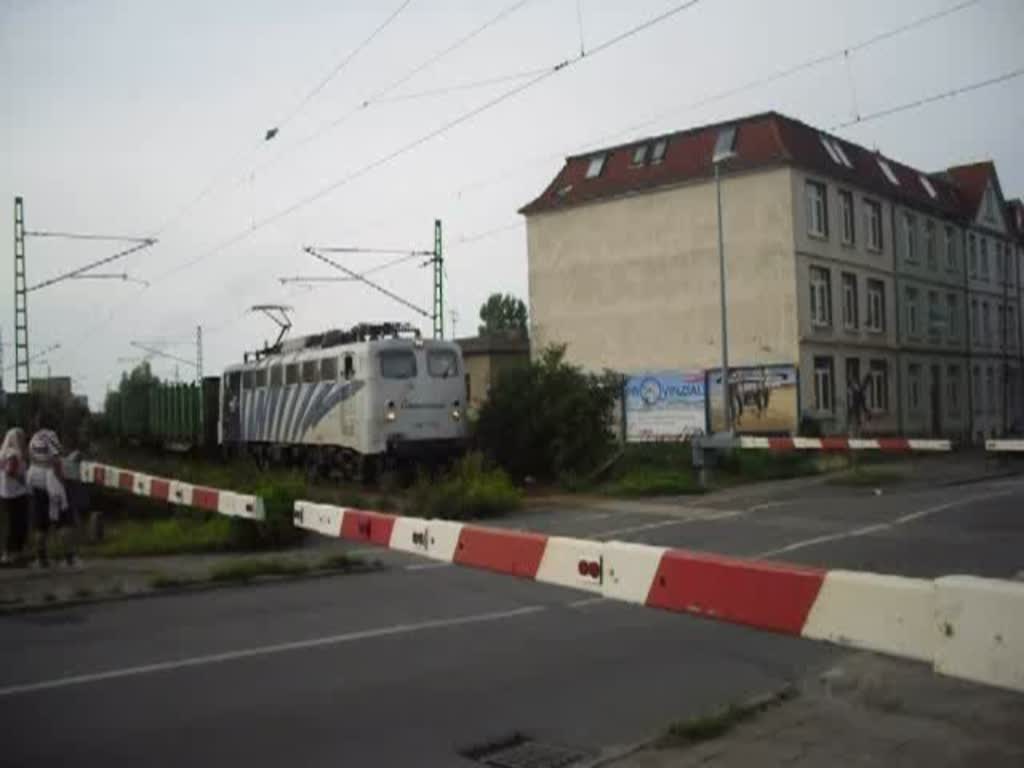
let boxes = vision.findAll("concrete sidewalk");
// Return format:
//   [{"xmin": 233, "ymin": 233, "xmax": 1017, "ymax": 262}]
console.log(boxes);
[
  {"xmin": 0, "ymin": 538, "xmax": 363, "ymax": 609},
  {"xmin": 605, "ymin": 653, "xmax": 1024, "ymax": 768}
]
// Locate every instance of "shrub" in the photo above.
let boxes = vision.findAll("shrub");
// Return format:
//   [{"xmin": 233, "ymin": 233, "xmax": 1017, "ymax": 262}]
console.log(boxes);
[
  {"xmin": 227, "ymin": 475, "xmax": 306, "ymax": 550},
  {"xmin": 92, "ymin": 515, "xmax": 236, "ymax": 557},
  {"xmin": 475, "ymin": 345, "xmax": 619, "ymax": 482},
  {"xmin": 598, "ymin": 443, "xmax": 703, "ymax": 497},
  {"xmin": 407, "ymin": 452, "xmax": 520, "ymax": 520}
]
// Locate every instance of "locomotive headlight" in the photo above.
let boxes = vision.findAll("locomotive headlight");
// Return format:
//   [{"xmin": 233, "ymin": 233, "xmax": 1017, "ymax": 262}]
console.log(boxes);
[
  {"xmin": 386, "ymin": 400, "xmax": 397, "ymax": 422},
  {"xmin": 451, "ymin": 400, "xmax": 461, "ymax": 421}
]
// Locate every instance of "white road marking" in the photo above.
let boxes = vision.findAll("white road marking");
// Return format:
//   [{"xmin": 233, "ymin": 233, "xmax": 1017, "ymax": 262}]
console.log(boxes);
[
  {"xmin": 404, "ymin": 562, "xmax": 450, "ymax": 571},
  {"xmin": 754, "ymin": 489, "xmax": 1017, "ymax": 559},
  {"xmin": 594, "ymin": 510, "xmax": 741, "ymax": 540},
  {"xmin": 0, "ymin": 605, "xmax": 546, "ymax": 698},
  {"xmin": 566, "ymin": 596, "xmax": 606, "ymax": 609}
]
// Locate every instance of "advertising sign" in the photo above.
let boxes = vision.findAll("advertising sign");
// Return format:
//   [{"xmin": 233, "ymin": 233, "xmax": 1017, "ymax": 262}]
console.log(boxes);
[
  {"xmin": 625, "ymin": 371, "xmax": 706, "ymax": 442},
  {"xmin": 707, "ymin": 364, "xmax": 799, "ymax": 434}
]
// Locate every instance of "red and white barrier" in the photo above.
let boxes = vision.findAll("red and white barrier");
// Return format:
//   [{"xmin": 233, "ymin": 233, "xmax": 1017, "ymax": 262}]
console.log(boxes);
[
  {"xmin": 79, "ymin": 461, "xmax": 264, "ymax": 520},
  {"xmin": 293, "ymin": 499, "xmax": 1024, "ymax": 693},
  {"xmin": 737, "ymin": 436, "xmax": 951, "ymax": 452},
  {"xmin": 985, "ymin": 439, "xmax": 1024, "ymax": 452}
]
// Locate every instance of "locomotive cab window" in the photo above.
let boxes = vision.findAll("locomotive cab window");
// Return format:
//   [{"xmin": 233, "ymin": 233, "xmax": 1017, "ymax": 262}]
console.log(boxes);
[
  {"xmin": 242, "ymin": 370, "xmax": 254, "ymax": 389},
  {"xmin": 343, "ymin": 354, "xmax": 355, "ymax": 380},
  {"xmin": 285, "ymin": 364, "xmax": 299, "ymax": 386},
  {"xmin": 269, "ymin": 365, "xmax": 283, "ymax": 388},
  {"xmin": 227, "ymin": 372, "xmax": 241, "ymax": 391},
  {"xmin": 321, "ymin": 357, "xmax": 338, "ymax": 380},
  {"xmin": 427, "ymin": 349, "xmax": 459, "ymax": 378},
  {"xmin": 379, "ymin": 349, "xmax": 417, "ymax": 379},
  {"xmin": 254, "ymin": 369, "xmax": 267, "ymax": 388},
  {"xmin": 301, "ymin": 361, "xmax": 318, "ymax": 383}
]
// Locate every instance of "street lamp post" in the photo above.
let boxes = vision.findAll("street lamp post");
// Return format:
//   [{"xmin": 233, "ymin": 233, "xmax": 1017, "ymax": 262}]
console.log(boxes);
[{"xmin": 712, "ymin": 131, "xmax": 738, "ymax": 435}]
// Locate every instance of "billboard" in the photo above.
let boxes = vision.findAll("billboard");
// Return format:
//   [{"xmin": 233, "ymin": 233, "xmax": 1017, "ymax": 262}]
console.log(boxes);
[
  {"xmin": 707, "ymin": 364, "xmax": 799, "ymax": 434},
  {"xmin": 625, "ymin": 371, "xmax": 706, "ymax": 442}
]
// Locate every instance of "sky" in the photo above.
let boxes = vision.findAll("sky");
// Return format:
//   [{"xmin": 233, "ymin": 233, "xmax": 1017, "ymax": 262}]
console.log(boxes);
[{"xmin": 1, "ymin": 0, "xmax": 1022, "ymax": 408}]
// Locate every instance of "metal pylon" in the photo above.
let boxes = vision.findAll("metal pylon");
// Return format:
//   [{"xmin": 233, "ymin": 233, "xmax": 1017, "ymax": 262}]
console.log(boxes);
[
  {"xmin": 432, "ymin": 219, "xmax": 443, "ymax": 339},
  {"xmin": 13, "ymin": 197, "xmax": 29, "ymax": 393}
]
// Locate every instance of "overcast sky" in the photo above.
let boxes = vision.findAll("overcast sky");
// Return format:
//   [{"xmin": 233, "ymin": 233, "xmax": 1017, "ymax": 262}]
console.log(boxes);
[{"xmin": 2, "ymin": 0, "xmax": 1022, "ymax": 407}]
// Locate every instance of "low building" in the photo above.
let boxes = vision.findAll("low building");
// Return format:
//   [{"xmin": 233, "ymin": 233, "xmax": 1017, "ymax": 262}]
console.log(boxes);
[
  {"xmin": 520, "ymin": 111, "xmax": 1024, "ymax": 439},
  {"xmin": 456, "ymin": 333, "xmax": 530, "ymax": 415},
  {"xmin": 29, "ymin": 376, "xmax": 73, "ymax": 403}
]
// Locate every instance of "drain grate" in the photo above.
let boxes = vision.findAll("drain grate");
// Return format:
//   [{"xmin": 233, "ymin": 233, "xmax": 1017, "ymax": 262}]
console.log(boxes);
[{"xmin": 463, "ymin": 734, "xmax": 589, "ymax": 768}]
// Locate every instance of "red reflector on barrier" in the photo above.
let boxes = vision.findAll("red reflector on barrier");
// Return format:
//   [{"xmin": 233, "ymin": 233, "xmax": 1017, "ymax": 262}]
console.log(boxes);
[{"xmin": 587, "ymin": 561, "xmax": 601, "ymax": 579}]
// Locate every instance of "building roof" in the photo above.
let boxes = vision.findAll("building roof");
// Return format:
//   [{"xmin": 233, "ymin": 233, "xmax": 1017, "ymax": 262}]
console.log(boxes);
[
  {"xmin": 456, "ymin": 332, "xmax": 530, "ymax": 356},
  {"xmin": 519, "ymin": 111, "xmax": 970, "ymax": 220}
]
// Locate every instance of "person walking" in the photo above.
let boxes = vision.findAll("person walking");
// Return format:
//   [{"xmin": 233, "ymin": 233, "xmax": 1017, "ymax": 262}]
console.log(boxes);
[
  {"xmin": 27, "ymin": 424, "xmax": 73, "ymax": 568},
  {"xmin": 0, "ymin": 428, "xmax": 30, "ymax": 565}
]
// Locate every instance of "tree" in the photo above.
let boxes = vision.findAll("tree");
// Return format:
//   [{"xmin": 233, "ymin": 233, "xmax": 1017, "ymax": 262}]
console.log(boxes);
[
  {"xmin": 478, "ymin": 293, "xmax": 528, "ymax": 336},
  {"xmin": 475, "ymin": 345, "xmax": 618, "ymax": 482}
]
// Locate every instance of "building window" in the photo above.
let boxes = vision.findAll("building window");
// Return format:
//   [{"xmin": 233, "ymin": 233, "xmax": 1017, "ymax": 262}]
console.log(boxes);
[
  {"xmin": 973, "ymin": 366, "xmax": 982, "ymax": 413},
  {"xmin": 630, "ymin": 144, "xmax": 648, "ymax": 166},
  {"xmin": 839, "ymin": 190, "xmax": 855, "ymax": 245},
  {"xmin": 864, "ymin": 199, "xmax": 882, "ymax": 252},
  {"xmin": 905, "ymin": 286, "xmax": 920, "ymax": 337},
  {"xmin": 866, "ymin": 279, "xmax": 885, "ymax": 332},
  {"xmin": 908, "ymin": 364, "xmax": 922, "ymax": 412},
  {"xmin": 982, "ymin": 301, "xmax": 992, "ymax": 342},
  {"xmin": 806, "ymin": 181, "xmax": 828, "ymax": 238},
  {"xmin": 902, "ymin": 212, "xmax": 917, "ymax": 263},
  {"xmin": 944, "ymin": 225, "xmax": 956, "ymax": 272},
  {"xmin": 867, "ymin": 360, "xmax": 888, "ymax": 413},
  {"xmin": 971, "ymin": 299, "xmax": 980, "ymax": 343},
  {"xmin": 877, "ymin": 158, "xmax": 900, "ymax": 185},
  {"xmin": 995, "ymin": 243, "xmax": 1004, "ymax": 282},
  {"xmin": 813, "ymin": 356, "xmax": 835, "ymax": 413},
  {"xmin": 968, "ymin": 234, "xmax": 978, "ymax": 276},
  {"xmin": 924, "ymin": 220, "xmax": 936, "ymax": 270},
  {"xmin": 986, "ymin": 366, "xmax": 996, "ymax": 415},
  {"xmin": 585, "ymin": 154, "xmax": 606, "ymax": 179},
  {"xmin": 983, "ymin": 186, "xmax": 998, "ymax": 222},
  {"xmin": 947, "ymin": 365, "xmax": 961, "ymax": 416},
  {"xmin": 980, "ymin": 238, "xmax": 990, "ymax": 279},
  {"xmin": 809, "ymin": 266, "xmax": 831, "ymax": 327},
  {"xmin": 650, "ymin": 138, "xmax": 667, "ymax": 164},
  {"xmin": 841, "ymin": 272, "xmax": 858, "ymax": 330},
  {"xmin": 928, "ymin": 290, "xmax": 941, "ymax": 341},
  {"xmin": 947, "ymin": 293, "xmax": 959, "ymax": 340}
]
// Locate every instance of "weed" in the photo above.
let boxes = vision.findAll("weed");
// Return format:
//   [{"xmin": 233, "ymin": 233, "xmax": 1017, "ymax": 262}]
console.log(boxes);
[
  {"xmin": 315, "ymin": 553, "xmax": 358, "ymax": 571},
  {"xmin": 89, "ymin": 516, "xmax": 236, "ymax": 557},
  {"xmin": 208, "ymin": 558, "xmax": 311, "ymax": 584},
  {"xmin": 148, "ymin": 574, "xmax": 194, "ymax": 590},
  {"xmin": 407, "ymin": 453, "xmax": 521, "ymax": 520},
  {"xmin": 655, "ymin": 686, "xmax": 798, "ymax": 749}
]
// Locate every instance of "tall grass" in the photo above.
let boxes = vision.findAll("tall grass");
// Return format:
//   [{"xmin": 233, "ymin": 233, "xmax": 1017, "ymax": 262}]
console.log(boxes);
[{"xmin": 407, "ymin": 453, "xmax": 521, "ymax": 520}]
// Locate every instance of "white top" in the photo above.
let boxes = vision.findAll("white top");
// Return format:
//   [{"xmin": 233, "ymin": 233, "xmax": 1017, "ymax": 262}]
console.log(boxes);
[{"xmin": 0, "ymin": 430, "xmax": 27, "ymax": 499}]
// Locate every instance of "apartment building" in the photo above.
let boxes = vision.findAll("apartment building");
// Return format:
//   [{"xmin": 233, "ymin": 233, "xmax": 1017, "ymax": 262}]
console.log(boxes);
[{"xmin": 520, "ymin": 111, "xmax": 1024, "ymax": 439}]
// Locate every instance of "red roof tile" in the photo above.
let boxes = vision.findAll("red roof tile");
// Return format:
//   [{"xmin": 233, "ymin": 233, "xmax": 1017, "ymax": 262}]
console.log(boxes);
[
  {"xmin": 943, "ymin": 161, "xmax": 996, "ymax": 219},
  {"xmin": 520, "ymin": 111, "xmax": 965, "ymax": 219}
]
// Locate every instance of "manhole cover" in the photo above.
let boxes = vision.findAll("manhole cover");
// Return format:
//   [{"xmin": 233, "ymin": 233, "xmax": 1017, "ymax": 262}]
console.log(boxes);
[{"xmin": 463, "ymin": 734, "xmax": 589, "ymax": 768}]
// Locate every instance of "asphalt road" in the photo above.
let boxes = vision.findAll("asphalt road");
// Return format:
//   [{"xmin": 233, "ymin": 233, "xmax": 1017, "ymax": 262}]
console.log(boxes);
[{"xmin": 1, "ymin": 470, "xmax": 1021, "ymax": 766}]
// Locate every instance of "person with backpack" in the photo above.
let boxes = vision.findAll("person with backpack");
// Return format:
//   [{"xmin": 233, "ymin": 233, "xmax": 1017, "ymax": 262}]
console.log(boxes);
[
  {"xmin": 0, "ymin": 428, "xmax": 30, "ymax": 565},
  {"xmin": 27, "ymin": 424, "xmax": 74, "ymax": 568}
]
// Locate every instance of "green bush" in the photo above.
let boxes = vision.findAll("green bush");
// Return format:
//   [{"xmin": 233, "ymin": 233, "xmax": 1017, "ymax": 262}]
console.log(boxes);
[
  {"xmin": 228, "ymin": 475, "xmax": 307, "ymax": 550},
  {"xmin": 91, "ymin": 515, "xmax": 236, "ymax": 557},
  {"xmin": 716, "ymin": 449, "xmax": 822, "ymax": 481},
  {"xmin": 407, "ymin": 453, "xmax": 521, "ymax": 520},
  {"xmin": 475, "ymin": 345, "xmax": 619, "ymax": 482},
  {"xmin": 597, "ymin": 443, "xmax": 703, "ymax": 497}
]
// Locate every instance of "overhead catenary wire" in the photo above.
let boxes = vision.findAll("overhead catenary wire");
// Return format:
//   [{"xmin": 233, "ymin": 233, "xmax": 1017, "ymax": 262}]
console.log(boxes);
[
  {"xmin": 305, "ymin": 247, "xmax": 431, "ymax": 318},
  {"xmin": 279, "ymin": 250, "xmax": 426, "ymax": 284},
  {"xmin": 24, "ymin": 231, "xmax": 153, "ymax": 243},
  {"xmin": 265, "ymin": 0, "xmax": 415, "ymax": 140},
  {"xmin": 27, "ymin": 238, "xmax": 157, "ymax": 293},
  {"xmin": 831, "ymin": 66, "xmax": 1024, "ymax": 131},
  {"xmin": 243, "ymin": 0, "xmax": 538, "ymax": 182},
  {"xmin": 454, "ymin": 0, "xmax": 984, "ymax": 196}
]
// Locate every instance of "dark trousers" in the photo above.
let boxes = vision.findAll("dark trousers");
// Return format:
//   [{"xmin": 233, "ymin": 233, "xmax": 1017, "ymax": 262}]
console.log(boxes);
[
  {"xmin": 32, "ymin": 487, "xmax": 75, "ymax": 565},
  {"xmin": 2, "ymin": 495, "xmax": 29, "ymax": 555}
]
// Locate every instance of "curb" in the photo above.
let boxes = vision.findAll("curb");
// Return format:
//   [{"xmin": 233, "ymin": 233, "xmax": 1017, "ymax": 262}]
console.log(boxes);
[{"xmin": 0, "ymin": 561, "xmax": 385, "ymax": 617}]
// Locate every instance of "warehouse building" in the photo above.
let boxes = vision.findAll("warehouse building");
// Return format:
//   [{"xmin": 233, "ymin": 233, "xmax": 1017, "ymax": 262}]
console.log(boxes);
[{"xmin": 520, "ymin": 111, "xmax": 1024, "ymax": 440}]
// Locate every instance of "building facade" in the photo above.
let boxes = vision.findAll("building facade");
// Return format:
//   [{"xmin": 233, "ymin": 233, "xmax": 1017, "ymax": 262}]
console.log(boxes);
[{"xmin": 520, "ymin": 112, "xmax": 1024, "ymax": 439}]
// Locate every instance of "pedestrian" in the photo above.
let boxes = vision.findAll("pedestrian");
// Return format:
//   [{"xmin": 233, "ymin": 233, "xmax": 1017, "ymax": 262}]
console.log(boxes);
[
  {"xmin": 0, "ymin": 428, "xmax": 30, "ymax": 565},
  {"xmin": 26, "ymin": 422, "xmax": 74, "ymax": 568}
]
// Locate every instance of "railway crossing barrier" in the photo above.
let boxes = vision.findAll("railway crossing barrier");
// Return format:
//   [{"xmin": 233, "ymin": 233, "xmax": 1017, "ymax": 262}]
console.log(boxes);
[
  {"xmin": 78, "ymin": 461, "xmax": 265, "ymax": 520},
  {"xmin": 293, "ymin": 499, "xmax": 1024, "ymax": 694},
  {"xmin": 985, "ymin": 439, "xmax": 1024, "ymax": 453}
]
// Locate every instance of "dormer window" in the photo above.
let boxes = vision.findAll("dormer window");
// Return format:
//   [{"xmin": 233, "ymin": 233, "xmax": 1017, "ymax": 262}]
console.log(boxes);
[
  {"xmin": 631, "ymin": 145, "xmax": 649, "ymax": 166},
  {"xmin": 877, "ymin": 157, "xmax": 900, "ymax": 186},
  {"xmin": 919, "ymin": 175, "xmax": 937, "ymax": 199},
  {"xmin": 983, "ymin": 187, "xmax": 997, "ymax": 222},
  {"xmin": 585, "ymin": 154, "xmax": 606, "ymax": 179},
  {"xmin": 819, "ymin": 135, "xmax": 853, "ymax": 169},
  {"xmin": 650, "ymin": 139, "xmax": 667, "ymax": 164}
]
